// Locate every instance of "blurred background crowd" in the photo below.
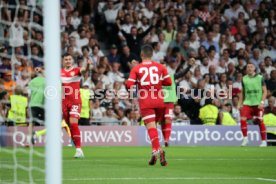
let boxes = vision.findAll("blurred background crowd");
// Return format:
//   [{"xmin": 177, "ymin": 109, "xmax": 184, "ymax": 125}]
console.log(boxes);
[{"xmin": 0, "ymin": 0, "xmax": 275, "ymax": 126}]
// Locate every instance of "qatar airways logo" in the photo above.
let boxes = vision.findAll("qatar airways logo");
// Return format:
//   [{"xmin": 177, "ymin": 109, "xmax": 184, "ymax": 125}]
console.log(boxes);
[{"xmin": 43, "ymin": 85, "xmax": 233, "ymax": 100}]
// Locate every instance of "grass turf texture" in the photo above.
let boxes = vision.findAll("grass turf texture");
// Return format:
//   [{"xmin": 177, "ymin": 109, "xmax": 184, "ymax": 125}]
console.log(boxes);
[{"xmin": 0, "ymin": 146, "xmax": 276, "ymax": 184}]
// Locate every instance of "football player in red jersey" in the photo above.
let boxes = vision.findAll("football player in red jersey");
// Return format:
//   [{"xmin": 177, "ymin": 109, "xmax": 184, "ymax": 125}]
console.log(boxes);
[
  {"xmin": 126, "ymin": 45, "xmax": 172, "ymax": 166},
  {"xmin": 61, "ymin": 53, "xmax": 90, "ymax": 158}
]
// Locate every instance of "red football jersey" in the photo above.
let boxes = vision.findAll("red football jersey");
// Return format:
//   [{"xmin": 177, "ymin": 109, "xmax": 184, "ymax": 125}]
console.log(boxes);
[
  {"xmin": 126, "ymin": 60, "xmax": 172, "ymax": 109},
  {"xmin": 61, "ymin": 67, "xmax": 82, "ymax": 103}
]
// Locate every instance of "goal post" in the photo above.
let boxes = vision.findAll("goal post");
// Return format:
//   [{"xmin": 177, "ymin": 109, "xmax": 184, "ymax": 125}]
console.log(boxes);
[{"xmin": 43, "ymin": 0, "xmax": 62, "ymax": 183}]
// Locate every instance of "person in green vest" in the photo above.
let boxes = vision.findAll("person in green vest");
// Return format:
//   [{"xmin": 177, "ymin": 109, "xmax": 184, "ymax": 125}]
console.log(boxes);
[
  {"xmin": 239, "ymin": 63, "xmax": 267, "ymax": 147},
  {"xmin": 79, "ymin": 82, "xmax": 91, "ymax": 125},
  {"xmin": 219, "ymin": 103, "xmax": 237, "ymax": 126},
  {"xmin": 264, "ymin": 96, "xmax": 276, "ymax": 146},
  {"xmin": 28, "ymin": 67, "xmax": 46, "ymax": 144},
  {"xmin": 161, "ymin": 57, "xmax": 194, "ymax": 146},
  {"xmin": 7, "ymin": 85, "xmax": 28, "ymax": 126},
  {"xmin": 199, "ymin": 99, "xmax": 219, "ymax": 125}
]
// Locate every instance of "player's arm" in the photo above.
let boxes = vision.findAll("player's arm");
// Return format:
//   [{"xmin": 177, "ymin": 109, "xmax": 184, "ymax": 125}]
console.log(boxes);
[
  {"xmin": 161, "ymin": 65, "xmax": 172, "ymax": 86},
  {"xmin": 259, "ymin": 79, "xmax": 267, "ymax": 109},
  {"xmin": 125, "ymin": 67, "xmax": 137, "ymax": 89}
]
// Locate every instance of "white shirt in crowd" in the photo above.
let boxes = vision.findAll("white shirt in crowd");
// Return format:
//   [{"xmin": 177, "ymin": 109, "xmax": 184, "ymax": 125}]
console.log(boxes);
[
  {"xmin": 104, "ymin": 3, "xmax": 123, "ymax": 24},
  {"xmin": 71, "ymin": 16, "xmax": 81, "ymax": 30},
  {"xmin": 189, "ymin": 40, "xmax": 200, "ymax": 53},
  {"xmin": 232, "ymin": 107, "xmax": 240, "ymax": 124},
  {"xmin": 107, "ymin": 71, "xmax": 125, "ymax": 83},
  {"xmin": 76, "ymin": 38, "xmax": 89, "ymax": 50},
  {"xmin": 141, "ymin": 8, "xmax": 154, "ymax": 19},
  {"xmin": 159, "ymin": 41, "xmax": 169, "ymax": 54},
  {"xmin": 199, "ymin": 65, "xmax": 209, "ymax": 76},
  {"xmin": 91, "ymin": 107, "xmax": 106, "ymax": 119},
  {"xmin": 217, "ymin": 65, "xmax": 227, "ymax": 74},
  {"xmin": 213, "ymin": 33, "xmax": 221, "ymax": 43},
  {"xmin": 179, "ymin": 79, "xmax": 192, "ymax": 92},
  {"xmin": 152, "ymin": 51, "xmax": 165, "ymax": 63},
  {"xmin": 9, "ymin": 22, "xmax": 24, "ymax": 47},
  {"xmin": 233, "ymin": 81, "xmax": 242, "ymax": 90},
  {"xmin": 236, "ymin": 41, "xmax": 245, "ymax": 50},
  {"xmin": 265, "ymin": 66, "xmax": 275, "ymax": 79}
]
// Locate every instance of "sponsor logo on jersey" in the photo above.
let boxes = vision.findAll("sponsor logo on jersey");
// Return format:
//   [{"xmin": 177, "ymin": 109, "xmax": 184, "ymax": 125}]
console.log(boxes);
[{"xmin": 70, "ymin": 71, "xmax": 75, "ymax": 76}]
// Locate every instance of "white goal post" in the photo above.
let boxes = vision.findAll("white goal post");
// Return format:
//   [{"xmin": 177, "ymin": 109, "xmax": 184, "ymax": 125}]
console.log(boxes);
[{"xmin": 43, "ymin": 0, "xmax": 62, "ymax": 184}]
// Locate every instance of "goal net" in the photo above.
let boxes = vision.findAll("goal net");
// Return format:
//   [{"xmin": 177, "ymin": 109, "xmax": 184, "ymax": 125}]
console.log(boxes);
[{"xmin": 0, "ymin": 0, "xmax": 61, "ymax": 183}]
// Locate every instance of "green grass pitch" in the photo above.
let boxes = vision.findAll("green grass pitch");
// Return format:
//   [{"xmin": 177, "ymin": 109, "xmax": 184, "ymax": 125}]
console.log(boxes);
[{"xmin": 1, "ymin": 146, "xmax": 276, "ymax": 184}]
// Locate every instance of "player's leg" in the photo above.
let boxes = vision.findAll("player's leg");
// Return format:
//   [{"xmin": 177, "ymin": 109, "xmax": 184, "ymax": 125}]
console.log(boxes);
[
  {"xmin": 240, "ymin": 105, "xmax": 251, "ymax": 146},
  {"xmin": 141, "ymin": 108, "xmax": 161, "ymax": 165},
  {"xmin": 30, "ymin": 107, "xmax": 45, "ymax": 145},
  {"xmin": 161, "ymin": 103, "xmax": 173, "ymax": 147},
  {"xmin": 61, "ymin": 119, "xmax": 74, "ymax": 147},
  {"xmin": 254, "ymin": 108, "xmax": 267, "ymax": 147},
  {"xmin": 68, "ymin": 104, "xmax": 83, "ymax": 158},
  {"xmin": 156, "ymin": 107, "xmax": 168, "ymax": 166},
  {"xmin": 146, "ymin": 122, "xmax": 160, "ymax": 165}
]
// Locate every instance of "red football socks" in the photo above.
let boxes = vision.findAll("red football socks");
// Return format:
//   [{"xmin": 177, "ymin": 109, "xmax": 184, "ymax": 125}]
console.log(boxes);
[
  {"xmin": 240, "ymin": 119, "xmax": 247, "ymax": 137},
  {"xmin": 259, "ymin": 121, "xmax": 266, "ymax": 141},
  {"xmin": 70, "ymin": 123, "xmax": 81, "ymax": 148},
  {"xmin": 147, "ymin": 128, "xmax": 160, "ymax": 152},
  {"xmin": 161, "ymin": 123, "xmax": 172, "ymax": 142}
]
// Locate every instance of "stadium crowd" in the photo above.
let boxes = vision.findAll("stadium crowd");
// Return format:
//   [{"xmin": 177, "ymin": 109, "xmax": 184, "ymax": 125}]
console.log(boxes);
[{"xmin": 0, "ymin": 0, "xmax": 276, "ymax": 127}]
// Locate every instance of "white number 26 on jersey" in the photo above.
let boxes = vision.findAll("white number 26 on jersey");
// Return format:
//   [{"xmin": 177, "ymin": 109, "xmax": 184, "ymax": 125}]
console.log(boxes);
[{"xmin": 139, "ymin": 66, "xmax": 159, "ymax": 86}]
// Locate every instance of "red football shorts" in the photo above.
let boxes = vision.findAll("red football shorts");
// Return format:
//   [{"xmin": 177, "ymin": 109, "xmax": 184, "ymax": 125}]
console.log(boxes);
[
  {"xmin": 141, "ymin": 108, "xmax": 165, "ymax": 124},
  {"xmin": 62, "ymin": 101, "xmax": 81, "ymax": 122},
  {"xmin": 240, "ymin": 105, "xmax": 264, "ymax": 121},
  {"xmin": 164, "ymin": 102, "xmax": 174, "ymax": 121}
]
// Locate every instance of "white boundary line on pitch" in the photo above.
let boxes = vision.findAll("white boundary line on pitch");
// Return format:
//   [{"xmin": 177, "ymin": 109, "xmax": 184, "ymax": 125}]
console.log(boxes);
[
  {"xmin": 256, "ymin": 178, "xmax": 276, "ymax": 182},
  {"xmin": 2, "ymin": 177, "xmax": 276, "ymax": 182}
]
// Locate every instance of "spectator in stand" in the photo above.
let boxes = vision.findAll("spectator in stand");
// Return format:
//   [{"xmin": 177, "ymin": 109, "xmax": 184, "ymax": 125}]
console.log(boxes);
[
  {"xmin": 207, "ymin": 46, "xmax": 219, "ymax": 68},
  {"xmin": 91, "ymin": 99, "xmax": 106, "ymax": 122},
  {"xmin": 119, "ymin": 45, "xmax": 139, "ymax": 74},
  {"xmin": 107, "ymin": 62, "xmax": 124, "ymax": 84},
  {"xmin": 121, "ymin": 109, "xmax": 138, "ymax": 126},
  {"xmin": 3, "ymin": 71, "xmax": 16, "ymax": 96},
  {"xmin": 264, "ymin": 57, "xmax": 275, "ymax": 79},
  {"xmin": 0, "ymin": 55, "xmax": 11, "ymax": 74},
  {"xmin": 162, "ymin": 21, "xmax": 177, "ymax": 43},
  {"xmin": 172, "ymin": 104, "xmax": 188, "ymax": 122},
  {"xmin": 116, "ymin": 17, "xmax": 156, "ymax": 57},
  {"xmin": 265, "ymin": 96, "xmax": 276, "ymax": 115},
  {"xmin": 201, "ymin": 31, "xmax": 220, "ymax": 53},
  {"xmin": 189, "ymin": 32, "xmax": 200, "ymax": 53},
  {"xmin": 266, "ymin": 70, "xmax": 276, "ymax": 97},
  {"xmin": 31, "ymin": 45, "xmax": 43, "ymax": 68},
  {"xmin": 168, "ymin": 32, "xmax": 183, "ymax": 54},
  {"xmin": 231, "ymin": 95, "xmax": 241, "ymax": 124},
  {"xmin": 264, "ymin": 96, "xmax": 276, "ymax": 146},
  {"xmin": 218, "ymin": 103, "xmax": 237, "ymax": 125},
  {"xmin": 107, "ymin": 44, "xmax": 120, "ymax": 64}
]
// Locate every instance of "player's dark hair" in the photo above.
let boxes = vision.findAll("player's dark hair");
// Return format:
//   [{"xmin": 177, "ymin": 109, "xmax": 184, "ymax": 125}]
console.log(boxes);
[
  {"xmin": 141, "ymin": 44, "xmax": 153, "ymax": 58},
  {"xmin": 62, "ymin": 53, "xmax": 72, "ymax": 58}
]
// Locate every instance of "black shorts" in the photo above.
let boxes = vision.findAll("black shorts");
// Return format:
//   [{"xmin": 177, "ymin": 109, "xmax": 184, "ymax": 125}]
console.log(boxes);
[{"xmin": 31, "ymin": 107, "xmax": 45, "ymax": 125}]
